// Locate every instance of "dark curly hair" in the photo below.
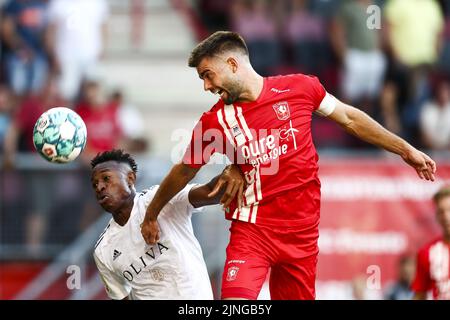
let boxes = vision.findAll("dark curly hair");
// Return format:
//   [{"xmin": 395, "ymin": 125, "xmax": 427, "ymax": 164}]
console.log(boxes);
[{"xmin": 91, "ymin": 149, "xmax": 138, "ymax": 173}]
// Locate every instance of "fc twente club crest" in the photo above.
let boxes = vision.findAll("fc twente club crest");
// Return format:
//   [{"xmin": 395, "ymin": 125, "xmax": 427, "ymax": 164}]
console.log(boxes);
[{"xmin": 272, "ymin": 102, "xmax": 290, "ymax": 121}]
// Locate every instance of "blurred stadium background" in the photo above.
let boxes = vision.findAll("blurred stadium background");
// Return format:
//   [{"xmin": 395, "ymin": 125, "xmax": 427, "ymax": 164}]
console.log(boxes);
[{"xmin": 1, "ymin": 0, "xmax": 450, "ymax": 300}]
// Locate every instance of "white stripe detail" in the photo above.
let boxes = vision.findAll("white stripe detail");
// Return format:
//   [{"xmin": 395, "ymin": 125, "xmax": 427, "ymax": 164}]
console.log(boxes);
[
  {"xmin": 232, "ymin": 208, "xmax": 239, "ymax": 220},
  {"xmin": 237, "ymin": 206, "xmax": 250, "ymax": 222},
  {"xmin": 217, "ymin": 109, "xmax": 236, "ymax": 148},
  {"xmin": 250, "ymin": 203, "xmax": 258, "ymax": 224},
  {"xmin": 223, "ymin": 105, "xmax": 246, "ymax": 146},
  {"xmin": 255, "ymin": 165, "xmax": 263, "ymax": 201},
  {"xmin": 429, "ymin": 241, "xmax": 449, "ymax": 282},
  {"xmin": 245, "ymin": 178, "xmax": 256, "ymax": 205},
  {"xmin": 315, "ymin": 92, "xmax": 337, "ymax": 117},
  {"xmin": 236, "ymin": 106, "xmax": 253, "ymax": 141}
]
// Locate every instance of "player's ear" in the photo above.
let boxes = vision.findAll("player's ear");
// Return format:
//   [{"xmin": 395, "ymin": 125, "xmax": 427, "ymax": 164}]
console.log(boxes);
[
  {"xmin": 127, "ymin": 171, "xmax": 136, "ymax": 188},
  {"xmin": 226, "ymin": 57, "xmax": 238, "ymax": 73}
]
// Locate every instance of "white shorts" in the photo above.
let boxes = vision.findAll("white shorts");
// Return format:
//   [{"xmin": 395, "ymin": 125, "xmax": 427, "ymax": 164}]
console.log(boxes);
[{"xmin": 342, "ymin": 49, "xmax": 386, "ymax": 101}]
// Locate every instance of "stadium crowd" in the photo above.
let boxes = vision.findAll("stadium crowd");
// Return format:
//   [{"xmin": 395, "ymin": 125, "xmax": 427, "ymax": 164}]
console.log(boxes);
[{"xmin": 0, "ymin": 0, "xmax": 148, "ymax": 258}]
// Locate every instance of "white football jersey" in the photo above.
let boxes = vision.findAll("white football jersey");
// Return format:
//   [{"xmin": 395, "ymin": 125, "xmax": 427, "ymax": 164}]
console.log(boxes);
[{"xmin": 93, "ymin": 184, "xmax": 213, "ymax": 300}]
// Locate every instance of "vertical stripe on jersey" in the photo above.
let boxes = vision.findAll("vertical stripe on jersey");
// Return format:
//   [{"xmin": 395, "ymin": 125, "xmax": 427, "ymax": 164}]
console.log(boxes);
[
  {"xmin": 223, "ymin": 105, "xmax": 246, "ymax": 146},
  {"xmin": 250, "ymin": 203, "xmax": 258, "ymax": 224},
  {"xmin": 233, "ymin": 187, "xmax": 250, "ymax": 221},
  {"xmin": 249, "ymin": 166, "xmax": 262, "ymax": 223},
  {"xmin": 429, "ymin": 241, "xmax": 449, "ymax": 281},
  {"xmin": 255, "ymin": 165, "xmax": 263, "ymax": 200},
  {"xmin": 232, "ymin": 208, "xmax": 239, "ymax": 220},
  {"xmin": 216, "ymin": 104, "xmax": 262, "ymax": 224},
  {"xmin": 238, "ymin": 205, "xmax": 250, "ymax": 222},
  {"xmin": 235, "ymin": 106, "xmax": 254, "ymax": 141},
  {"xmin": 217, "ymin": 108, "xmax": 236, "ymax": 148}
]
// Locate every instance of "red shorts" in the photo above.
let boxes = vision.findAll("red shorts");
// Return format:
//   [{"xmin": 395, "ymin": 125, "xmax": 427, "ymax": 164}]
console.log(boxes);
[{"xmin": 221, "ymin": 220, "xmax": 319, "ymax": 300}]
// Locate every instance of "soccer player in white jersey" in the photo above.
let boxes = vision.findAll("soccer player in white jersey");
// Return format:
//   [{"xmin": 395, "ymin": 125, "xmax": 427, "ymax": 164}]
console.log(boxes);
[{"xmin": 91, "ymin": 149, "xmax": 244, "ymax": 300}]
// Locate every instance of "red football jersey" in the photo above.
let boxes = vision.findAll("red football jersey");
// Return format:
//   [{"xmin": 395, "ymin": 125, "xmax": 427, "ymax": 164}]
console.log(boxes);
[
  {"xmin": 411, "ymin": 238, "xmax": 450, "ymax": 300},
  {"xmin": 183, "ymin": 74, "xmax": 336, "ymax": 227}
]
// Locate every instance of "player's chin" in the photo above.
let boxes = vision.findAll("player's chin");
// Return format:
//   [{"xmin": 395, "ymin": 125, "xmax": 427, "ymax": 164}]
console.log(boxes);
[
  {"xmin": 221, "ymin": 93, "xmax": 234, "ymax": 105},
  {"xmin": 98, "ymin": 199, "xmax": 115, "ymax": 212}
]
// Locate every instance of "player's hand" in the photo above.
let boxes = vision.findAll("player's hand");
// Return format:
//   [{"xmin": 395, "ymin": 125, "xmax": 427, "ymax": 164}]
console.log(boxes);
[
  {"xmin": 401, "ymin": 148, "xmax": 436, "ymax": 181},
  {"xmin": 208, "ymin": 165, "xmax": 245, "ymax": 210},
  {"xmin": 140, "ymin": 219, "xmax": 160, "ymax": 245}
]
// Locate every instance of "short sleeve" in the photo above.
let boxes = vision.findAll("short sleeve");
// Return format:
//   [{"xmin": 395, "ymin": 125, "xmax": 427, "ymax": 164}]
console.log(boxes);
[
  {"xmin": 182, "ymin": 113, "xmax": 215, "ymax": 169},
  {"xmin": 302, "ymin": 75, "xmax": 336, "ymax": 116},
  {"xmin": 93, "ymin": 253, "xmax": 131, "ymax": 300},
  {"xmin": 315, "ymin": 92, "xmax": 337, "ymax": 117},
  {"xmin": 411, "ymin": 248, "xmax": 432, "ymax": 294},
  {"xmin": 170, "ymin": 183, "xmax": 203, "ymax": 213}
]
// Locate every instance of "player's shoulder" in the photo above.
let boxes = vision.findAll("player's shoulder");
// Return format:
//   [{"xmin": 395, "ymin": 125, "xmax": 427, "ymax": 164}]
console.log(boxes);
[
  {"xmin": 138, "ymin": 185, "xmax": 159, "ymax": 198},
  {"xmin": 267, "ymin": 73, "xmax": 322, "ymax": 93},
  {"xmin": 137, "ymin": 184, "xmax": 189, "ymax": 207},
  {"xmin": 268, "ymin": 72, "xmax": 318, "ymax": 83},
  {"xmin": 134, "ymin": 185, "xmax": 159, "ymax": 210},
  {"xmin": 93, "ymin": 220, "xmax": 113, "ymax": 257}
]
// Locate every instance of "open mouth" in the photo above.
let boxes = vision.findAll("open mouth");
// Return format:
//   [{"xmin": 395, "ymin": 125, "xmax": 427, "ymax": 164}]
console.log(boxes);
[
  {"xmin": 98, "ymin": 195, "xmax": 109, "ymax": 205},
  {"xmin": 215, "ymin": 89, "xmax": 226, "ymax": 99}
]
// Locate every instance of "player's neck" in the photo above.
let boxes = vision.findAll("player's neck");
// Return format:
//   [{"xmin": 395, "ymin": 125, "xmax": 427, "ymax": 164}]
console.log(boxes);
[
  {"xmin": 112, "ymin": 192, "xmax": 136, "ymax": 226},
  {"xmin": 237, "ymin": 72, "xmax": 264, "ymax": 103}
]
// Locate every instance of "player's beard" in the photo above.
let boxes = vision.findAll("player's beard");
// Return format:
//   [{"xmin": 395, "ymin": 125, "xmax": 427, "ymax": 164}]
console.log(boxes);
[{"xmin": 220, "ymin": 79, "xmax": 243, "ymax": 105}]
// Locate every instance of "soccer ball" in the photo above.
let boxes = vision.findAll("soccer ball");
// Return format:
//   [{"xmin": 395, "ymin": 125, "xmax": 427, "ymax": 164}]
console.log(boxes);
[{"xmin": 33, "ymin": 107, "xmax": 87, "ymax": 163}]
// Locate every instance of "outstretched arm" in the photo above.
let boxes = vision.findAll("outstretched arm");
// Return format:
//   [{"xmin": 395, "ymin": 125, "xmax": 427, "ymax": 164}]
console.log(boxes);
[
  {"xmin": 141, "ymin": 163, "xmax": 199, "ymax": 244},
  {"xmin": 141, "ymin": 163, "xmax": 245, "ymax": 244},
  {"xmin": 327, "ymin": 99, "xmax": 436, "ymax": 181},
  {"xmin": 188, "ymin": 165, "xmax": 245, "ymax": 208}
]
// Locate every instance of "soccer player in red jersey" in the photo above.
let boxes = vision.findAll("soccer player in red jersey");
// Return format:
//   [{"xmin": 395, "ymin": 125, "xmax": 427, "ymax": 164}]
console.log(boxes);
[
  {"xmin": 141, "ymin": 31, "xmax": 436, "ymax": 300},
  {"xmin": 412, "ymin": 186, "xmax": 450, "ymax": 300}
]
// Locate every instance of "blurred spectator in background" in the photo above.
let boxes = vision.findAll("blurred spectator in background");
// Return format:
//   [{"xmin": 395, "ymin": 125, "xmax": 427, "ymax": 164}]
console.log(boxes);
[
  {"xmin": 331, "ymin": 0, "xmax": 386, "ymax": 111},
  {"xmin": 419, "ymin": 75, "xmax": 450, "ymax": 150},
  {"xmin": 384, "ymin": 254, "xmax": 415, "ymax": 300},
  {"xmin": 379, "ymin": 80, "xmax": 403, "ymax": 136},
  {"xmin": 230, "ymin": 0, "xmax": 281, "ymax": 76},
  {"xmin": 197, "ymin": 0, "xmax": 231, "ymax": 33},
  {"xmin": 412, "ymin": 185, "xmax": 450, "ymax": 300},
  {"xmin": 0, "ymin": 0, "xmax": 9, "ymax": 62},
  {"xmin": 0, "ymin": 85, "xmax": 12, "ymax": 151},
  {"xmin": 3, "ymin": 78, "xmax": 62, "ymax": 167},
  {"xmin": 2, "ymin": 78, "xmax": 63, "ymax": 255},
  {"xmin": 109, "ymin": 89, "xmax": 149, "ymax": 154},
  {"xmin": 438, "ymin": 0, "xmax": 450, "ymax": 74},
  {"xmin": 283, "ymin": 0, "xmax": 328, "ymax": 77},
  {"xmin": 76, "ymin": 81, "xmax": 123, "ymax": 161},
  {"xmin": 1, "ymin": 0, "xmax": 49, "ymax": 98},
  {"xmin": 383, "ymin": 0, "xmax": 445, "ymax": 142},
  {"xmin": 46, "ymin": 0, "xmax": 109, "ymax": 102}
]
